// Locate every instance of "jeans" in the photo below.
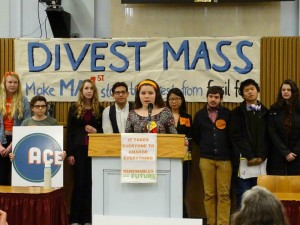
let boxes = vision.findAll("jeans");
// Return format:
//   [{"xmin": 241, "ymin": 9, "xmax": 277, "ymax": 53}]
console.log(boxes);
[{"xmin": 236, "ymin": 177, "xmax": 257, "ymax": 208}]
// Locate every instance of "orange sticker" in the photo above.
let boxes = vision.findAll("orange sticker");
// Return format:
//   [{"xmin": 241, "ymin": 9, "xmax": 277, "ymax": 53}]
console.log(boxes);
[
  {"xmin": 215, "ymin": 119, "xmax": 226, "ymax": 129},
  {"xmin": 180, "ymin": 117, "xmax": 191, "ymax": 127}
]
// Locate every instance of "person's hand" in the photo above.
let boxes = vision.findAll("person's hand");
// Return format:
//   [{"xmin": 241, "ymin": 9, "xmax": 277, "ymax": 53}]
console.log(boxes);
[
  {"xmin": 8, "ymin": 153, "xmax": 15, "ymax": 162},
  {"xmin": 256, "ymin": 157, "xmax": 264, "ymax": 165},
  {"xmin": 85, "ymin": 125, "xmax": 97, "ymax": 133},
  {"xmin": 0, "ymin": 145, "xmax": 5, "ymax": 154},
  {"xmin": 184, "ymin": 137, "xmax": 189, "ymax": 147},
  {"xmin": 286, "ymin": 152, "xmax": 297, "ymax": 162},
  {"xmin": 61, "ymin": 151, "xmax": 67, "ymax": 161},
  {"xmin": 68, "ymin": 156, "xmax": 75, "ymax": 166},
  {"xmin": 1, "ymin": 144, "xmax": 12, "ymax": 157},
  {"xmin": 0, "ymin": 210, "xmax": 8, "ymax": 225},
  {"xmin": 247, "ymin": 158, "xmax": 258, "ymax": 166},
  {"xmin": 1, "ymin": 149, "xmax": 11, "ymax": 158}
]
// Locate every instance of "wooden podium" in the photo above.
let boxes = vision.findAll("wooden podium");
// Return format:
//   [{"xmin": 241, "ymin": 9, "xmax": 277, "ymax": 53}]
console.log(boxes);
[{"xmin": 88, "ymin": 134, "xmax": 185, "ymax": 221}]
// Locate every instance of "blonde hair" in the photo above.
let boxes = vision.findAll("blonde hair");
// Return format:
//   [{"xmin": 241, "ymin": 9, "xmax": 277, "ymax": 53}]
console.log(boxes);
[
  {"xmin": 0, "ymin": 72, "xmax": 24, "ymax": 119},
  {"xmin": 75, "ymin": 79, "xmax": 101, "ymax": 119}
]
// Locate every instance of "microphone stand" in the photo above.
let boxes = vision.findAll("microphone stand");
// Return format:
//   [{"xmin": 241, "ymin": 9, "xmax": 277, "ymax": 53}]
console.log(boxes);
[{"xmin": 147, "ymin": 111, "xmax": 152, "ymax": 133}]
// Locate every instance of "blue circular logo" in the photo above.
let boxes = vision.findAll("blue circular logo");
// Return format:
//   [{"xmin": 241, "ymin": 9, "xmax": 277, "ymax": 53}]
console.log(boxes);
[{"xmin": 13, "ymin": 133, "xmax": 63, "ymax": 182}]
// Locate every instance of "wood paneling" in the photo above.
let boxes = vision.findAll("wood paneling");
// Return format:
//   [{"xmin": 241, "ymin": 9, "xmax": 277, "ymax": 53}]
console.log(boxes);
[{"xmin": 0, "ymin": 38, "xmax": 14, "ymax": 81}]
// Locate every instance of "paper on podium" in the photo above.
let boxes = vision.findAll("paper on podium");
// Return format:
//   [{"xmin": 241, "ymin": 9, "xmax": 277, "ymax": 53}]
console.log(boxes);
[{"xmin": 239, "ymin": 158, "xmax": 267, "ymax": 179}]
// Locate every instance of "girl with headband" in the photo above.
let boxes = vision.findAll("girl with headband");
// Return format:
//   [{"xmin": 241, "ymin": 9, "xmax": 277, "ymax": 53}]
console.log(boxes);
[{"xmin": 125, "ymin": 79, "xmax": 177, "ymax": 134}]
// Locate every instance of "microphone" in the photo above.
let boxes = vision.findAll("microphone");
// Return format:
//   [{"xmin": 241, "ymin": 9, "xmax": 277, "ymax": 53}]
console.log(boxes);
[{"xmin": 148, "ymin": 103, "xmax": 153, "ymax": 117}]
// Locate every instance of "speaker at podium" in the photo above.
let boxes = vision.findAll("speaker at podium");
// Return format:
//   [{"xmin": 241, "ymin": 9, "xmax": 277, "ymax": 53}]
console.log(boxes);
[{"xmin": 46, "ymin": 8, "xmax": 71, "ymax": 38}]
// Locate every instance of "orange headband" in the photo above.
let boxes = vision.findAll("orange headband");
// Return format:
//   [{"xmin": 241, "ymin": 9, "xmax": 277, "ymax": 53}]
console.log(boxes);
[
  {"xmin": 137, "ymin": 80, "xmax": 158, "ymax": 90},
  {"xmin": 4, "ymin": 71, "xmax": 17, "ymax": 78}
]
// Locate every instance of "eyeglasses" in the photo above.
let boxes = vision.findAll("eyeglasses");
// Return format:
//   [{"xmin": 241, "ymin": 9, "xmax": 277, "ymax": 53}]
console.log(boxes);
[
  {"xmin": 114, "ymin": 91, "xmax": 127, "ymax": 95},
  {"xmin": 33, "ymin": 105, "xmax": 47, "ymax": 109},
  {"xmin": 168, "ymin": 98, "xmax": 182, "ymax": 102}
]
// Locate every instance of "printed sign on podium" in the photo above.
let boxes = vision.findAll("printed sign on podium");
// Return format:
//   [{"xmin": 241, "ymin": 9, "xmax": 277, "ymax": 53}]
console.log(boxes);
[{"xmin": 12, "ymin": 126, "xmax": 64, "ymax": 187}]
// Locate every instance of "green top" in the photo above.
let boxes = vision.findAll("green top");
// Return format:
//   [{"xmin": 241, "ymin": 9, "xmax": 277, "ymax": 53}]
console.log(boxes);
[{"xmin": 21, "ymin": 117, "xmax": 58, "ymax": 126}]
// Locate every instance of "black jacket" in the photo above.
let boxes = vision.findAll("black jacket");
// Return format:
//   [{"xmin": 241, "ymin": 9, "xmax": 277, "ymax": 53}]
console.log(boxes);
[
  {"xmin": 66, "ymin": 103, "xmax": 103, "ymax": 156},
  {"xmin": 230, "ymin": 101, "xmax": 269, "ymax": 167},
  {"xmin": 267, "ymin": 102, "xmax": 300, "ymax": 175},
  {"xmin": 192, "ymin": 105, "xmax": 232, "ymax": 160}
]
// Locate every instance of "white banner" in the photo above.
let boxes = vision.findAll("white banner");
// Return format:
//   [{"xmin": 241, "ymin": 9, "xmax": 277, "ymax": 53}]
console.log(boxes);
[
  {"xmin": 12, "ymin": 126, "xmax": 64, "ymax": 187},
  {"xmin": 14, "ymin": 37, "xmax": 260, "ymax": 102},
  {"xmin": 121, "ymin": 133, "xmax": 157, "ymax": 183}
]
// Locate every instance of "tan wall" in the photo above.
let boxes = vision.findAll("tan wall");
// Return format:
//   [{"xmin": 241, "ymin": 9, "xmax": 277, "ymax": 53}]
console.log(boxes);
[{"xmin": 111, "ymin": 0, "xmax": 280, "ymax": 37}]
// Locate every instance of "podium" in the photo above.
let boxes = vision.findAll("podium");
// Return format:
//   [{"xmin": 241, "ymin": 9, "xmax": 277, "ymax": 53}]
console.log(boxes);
[{"xmin": 88, "ymin": 134, "xmax": 185, "ymax": 220}]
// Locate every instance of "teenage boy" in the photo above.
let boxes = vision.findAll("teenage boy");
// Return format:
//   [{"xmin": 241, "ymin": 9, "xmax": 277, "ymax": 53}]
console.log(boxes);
[
  {"xmin": 102, "ymin": 82, "xmax": 133, "ymax": 133},
  {"xmin": 230, "ymin": 79, "xmax": 269, "ymax": 207},
  {"xmin": 193, "ymin": 86, "xmax": 232, "ymax": 225}
]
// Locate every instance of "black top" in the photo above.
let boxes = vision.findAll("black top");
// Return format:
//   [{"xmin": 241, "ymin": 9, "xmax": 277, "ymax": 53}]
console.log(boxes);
[
  {"xmin": 66, "ymin": 103, "xmax": 103, "ymax": 156},
  {"xmin": 192, "ymin": 105, "xmax": 232, "ymax": 160},
  {"xmin": 230, "ymin": 101, "xmax": 269, "ymax": 167}
]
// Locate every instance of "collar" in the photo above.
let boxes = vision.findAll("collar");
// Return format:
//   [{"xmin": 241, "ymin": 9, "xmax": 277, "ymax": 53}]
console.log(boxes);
[
  {"xmin": 115, "ymin": 101, "xmax": 129, "ymax": 111},
  {"xmin": 207, "ymin": 105, "xmax": 219, "ymax": 113}
]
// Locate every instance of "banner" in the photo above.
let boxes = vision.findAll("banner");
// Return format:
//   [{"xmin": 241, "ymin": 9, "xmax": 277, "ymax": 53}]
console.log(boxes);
[
  {"xmin": 14, "ymin": 37, "xmax": 260, "ymax": 102},
  {"xmin": 121, "ymin": 133, "xmax": 157, "ymax": 183},
  {"xmin": 12, "ymin": 126, "xmax": 64, "ymax": 187}
]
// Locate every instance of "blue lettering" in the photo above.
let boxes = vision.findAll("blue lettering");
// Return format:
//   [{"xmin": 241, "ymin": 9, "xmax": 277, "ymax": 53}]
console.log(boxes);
[
  {"xmin": 109, "ymin": 41, "xmax": 129, "ymax": 73},
  {"xmin": 55, "ymin": 44, "xmax": 60, "ymax": 71},
  {"xmin": 64, "ymin": 43, "xmax": 90, "ymax": 71},
  {"xmin": 60, "ymin": 79, "xmax": 78, "ymax": 96},
  {"xmin": 25, "ymin": 82, "xmax": 54, "ymax": 96},
  {"xmin": 26, "ymin": 82, "xmax": 36, "ymax": 96},
  {"xmin": 163, "ymin": 40, "xmax": 190, "ymax": 70},
  {"xmin": 128, "ymin": 42, "xmax": 147, "ymax": 71},
  {"xmin": 212, "ymin": 41, "xmax": 231, "ymax": 72},
  {"xmin": 190, "ymin": 41, "xmax": 211, "ymax": 70},
  {"xmin": 91, "ymin": 42, "xmax": 108, "ymax": 72},
  {"xmin": 234, "ymin": 40, "xmax": 253, "ymax": 74},
  {"xmin": 28, "ymin": 42, "xmax": 52, "ymax": 72}
]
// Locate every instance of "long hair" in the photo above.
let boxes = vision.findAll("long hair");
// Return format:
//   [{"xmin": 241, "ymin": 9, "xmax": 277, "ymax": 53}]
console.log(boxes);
[
  {"xmin": 166, "ymin": 88, "xmax": 187, "ymax": 114},
  {"xmin": 134, "ymin": 79, "xmax": 165, "ymax": 109},
  {"xmin": 275, "ymin": 79, "xmax": 299, "ymax": 134},
  {"xmin": 0, "ymin": 72, "xmax": 24, "ymax": 119},
  {"xmin": 231, "ymin": 186, "xmax": 289, "ymax": 225},
  {"xmin": 75, "ymin": 79, "xmax": 101, "ymax": 119}
]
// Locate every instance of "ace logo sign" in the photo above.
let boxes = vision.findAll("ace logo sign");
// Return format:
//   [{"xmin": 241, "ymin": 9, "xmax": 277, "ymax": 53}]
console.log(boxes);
[{"xmin": 12, "ymin": 126, "xmax": 64, "ymax": 187}]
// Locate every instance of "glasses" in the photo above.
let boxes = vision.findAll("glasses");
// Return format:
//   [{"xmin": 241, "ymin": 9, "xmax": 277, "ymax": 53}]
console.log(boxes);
[
  {"xmin": 168, "ymin": 98, "xmax": 182, "ymax": 102},
  {"xmin": 114, "ymin": 91, "xmax": 127, "ymax": 95},
  {"xmin": 33, "ymin": 105, "xmax": 47, "ymax": 109}
]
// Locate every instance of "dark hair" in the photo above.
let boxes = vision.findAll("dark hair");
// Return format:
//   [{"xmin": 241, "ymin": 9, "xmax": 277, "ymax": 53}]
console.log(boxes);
[
  {"xmin": 239, "ymin": 79, "xmax": 260, "ymax": 96},
  {"xmin": 112, "ymin": 82, "xmax": 128, "ymax": 93},
  {"xmin": 30, "ymin": 95, "xmax": 47, "ymax": 108},
  {"xmin": 276, "ymin": 79, "xmax": 299, "ymax": 105},
  {"xmin": 134, "ymin": 79, "xmax": 165, "ymax": 109},
  {"xmin": 231, "ymin": 186, "xmax": 289, "ymax": 225},
  {"xmin": 166, "ymin": 88, "xmax": 187, "ymax": 114},
  {"xmin": 207, "ymin": 86, "xmax": 224, "ymax": 98}
]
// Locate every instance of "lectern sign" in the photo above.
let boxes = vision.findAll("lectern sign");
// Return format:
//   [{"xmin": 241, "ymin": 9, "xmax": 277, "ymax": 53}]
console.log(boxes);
[
  {"xmin": 121, "ymin": 133, "xmax": 157, "ymax": 183},
  {"xmin": 12, "ymin": 126, "xmax": 64, "ymax": 187}
]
